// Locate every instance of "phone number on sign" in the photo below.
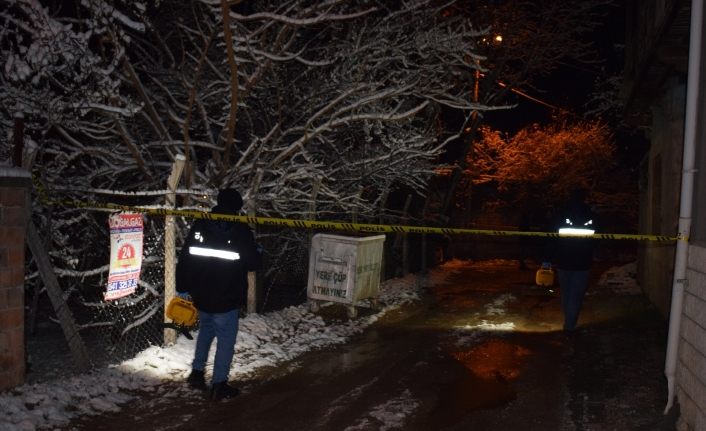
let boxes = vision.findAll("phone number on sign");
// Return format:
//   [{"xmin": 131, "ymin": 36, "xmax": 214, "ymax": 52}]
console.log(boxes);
[{"xmin": 107, "ymin": 278, "xmax": 138, "ymax": 292}]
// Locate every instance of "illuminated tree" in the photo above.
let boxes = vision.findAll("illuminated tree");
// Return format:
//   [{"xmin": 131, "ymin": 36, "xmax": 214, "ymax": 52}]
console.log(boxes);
[{"xmin": 470, "ymin": 118, "xmax": 615, "ymax": 209}]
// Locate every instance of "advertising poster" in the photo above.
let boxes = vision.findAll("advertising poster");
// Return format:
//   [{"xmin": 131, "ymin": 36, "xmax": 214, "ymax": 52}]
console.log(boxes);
[{"xmin": 105, "ymin": 213, "xmax": 143, "ymax": 301}]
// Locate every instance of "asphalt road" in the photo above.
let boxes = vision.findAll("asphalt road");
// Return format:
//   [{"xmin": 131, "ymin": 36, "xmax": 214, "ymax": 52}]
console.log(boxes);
[{"xmin": 72, "ymin": 259, "xmax": 678, "ymax": 431}]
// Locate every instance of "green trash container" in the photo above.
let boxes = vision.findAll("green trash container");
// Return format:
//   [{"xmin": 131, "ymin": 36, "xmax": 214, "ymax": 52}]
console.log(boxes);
[{"xmin": 307, "ymin": 233, "xmax": 385, "ymax": 318}]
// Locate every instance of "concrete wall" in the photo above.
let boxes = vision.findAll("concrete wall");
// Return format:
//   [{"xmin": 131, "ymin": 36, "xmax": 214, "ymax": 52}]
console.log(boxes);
[
  {"xmin": 677, "ymin": 244, "xmax": 706, "ymax": 430},
  {"xmin": 0, "ymin": 166, "xmax": 30, "ymax": 390},
  {"xmin": 637, "ymin": 78, "xmax": 684, "ymax": 316}
]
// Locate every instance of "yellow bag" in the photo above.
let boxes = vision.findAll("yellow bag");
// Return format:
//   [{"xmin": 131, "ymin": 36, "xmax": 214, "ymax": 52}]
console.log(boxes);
[
  {"xmin": 535, "ymin": 268, "xmax": 555, "ymax": 287},
  {"xmin": 166, "ymin": 297, "xmax": 198, "ymax": 327}
]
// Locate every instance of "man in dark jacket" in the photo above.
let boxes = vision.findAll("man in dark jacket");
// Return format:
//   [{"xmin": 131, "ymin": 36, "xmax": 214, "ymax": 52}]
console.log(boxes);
[
  {"xmin": 552, "ymin": 188, "xmax": 597, "ymax": 333},
  {"xmin": 176, "ymin": 188, "xmax": 261, "ymax": 400}
]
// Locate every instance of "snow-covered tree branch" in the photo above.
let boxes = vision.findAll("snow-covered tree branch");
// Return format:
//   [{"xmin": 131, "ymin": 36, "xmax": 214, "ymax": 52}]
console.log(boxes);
[{"xmin": 1, "ymin": 0, "xmax": 505, "ymax": 345}]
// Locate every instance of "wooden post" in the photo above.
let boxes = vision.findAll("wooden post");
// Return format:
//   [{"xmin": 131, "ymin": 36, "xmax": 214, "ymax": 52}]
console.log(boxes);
[
  {"xmin": 378, "ymin": 188, "xmax": 389, "ymax": 281},
  {"xmin": 421, "ymin": 232, "xmax": 428, "ymax": 274},
  {"xmin": 401, "ymin": 195, "xmax": 412, "ymax": 276},
  {"xmin": 247, "ymin": 272, "xmax": 257, "ymax": 314},
  {"xmin": 421, "ymin": 196, "xmax": 430, "ymax": 274},
  {"xmin": 163, "ymin": 155, "xmax": 185, "ymax": 345},
  {"xmin": 307, "ymin": 178, "xmax": 322, "ymax": 249},
  {"xmin": 303, "ymin": 179, "xmax": 322, "ymax": 311},
  {"xmin": 247, "ymin": 203, "xmax": 257, "ymax": 315},
  {"xmin": 27, "ymin": 222, "xmax": 90, "ymax": 372},
  {"xmin": 246, "ymin": 168, "xmax": 264, "ymax": 315},
  {"xmin": 392, "ymin": 195, "xmax": 412, "ymax": 275}
]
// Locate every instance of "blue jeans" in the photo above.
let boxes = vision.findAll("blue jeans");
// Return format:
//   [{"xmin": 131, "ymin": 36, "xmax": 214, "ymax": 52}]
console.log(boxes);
[
  {"xmin": 192, "ymin": 309, "xmax": 239, "ymax": 385},
  {"xmin": 558, "ymin": 270, "xmax": 590, "ymax": 331}
]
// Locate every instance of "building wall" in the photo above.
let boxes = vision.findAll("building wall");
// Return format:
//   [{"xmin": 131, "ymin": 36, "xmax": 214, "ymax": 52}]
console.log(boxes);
[
  {"xmin": 676, "ymin": 2, "xmax": 706, "ymax": 428},
  {"xmin": 625, "ymin": 1, "xmax": 706, "ymax": 429},
  {"xmin": 677, "ymin": 245, "xmax": 706, "ymax": 430},
  {"xmin": 0, "ymin": 166, "xmax": 30, "ymax": 390},
  {"xmin": 638, "ymin": 78, "xmax": 684, "ymax": 315}
]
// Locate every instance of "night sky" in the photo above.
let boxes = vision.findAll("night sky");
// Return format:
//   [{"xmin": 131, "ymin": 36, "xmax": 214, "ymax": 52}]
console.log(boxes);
[{"xmin": 485, "ymin": 1, "xmax": 627, "ymax": 131}]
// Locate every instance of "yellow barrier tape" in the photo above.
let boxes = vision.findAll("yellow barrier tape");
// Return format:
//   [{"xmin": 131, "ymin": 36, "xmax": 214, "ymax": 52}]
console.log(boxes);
[
  {"xmin": 31, "ymin": 176, "xmax": 682, "ymax": 242},
  {"xmin": 50, "ymin": 198, "xmax": 683, "ymax": 242}
]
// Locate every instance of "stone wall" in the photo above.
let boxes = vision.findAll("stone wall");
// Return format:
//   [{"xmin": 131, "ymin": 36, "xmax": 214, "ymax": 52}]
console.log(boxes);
[{"xmin": 0, "ymin": 166, "xmax": 30, "ymax": 391}]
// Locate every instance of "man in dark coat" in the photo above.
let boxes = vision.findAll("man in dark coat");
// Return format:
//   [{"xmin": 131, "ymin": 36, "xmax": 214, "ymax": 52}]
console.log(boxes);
[
  {"xmin": 552, "ymin": 188, "xmax": 597, "ymax": 332},
  {"xmin": 176, "ymin": 188, "xmax": 261, "ymax": 400}
]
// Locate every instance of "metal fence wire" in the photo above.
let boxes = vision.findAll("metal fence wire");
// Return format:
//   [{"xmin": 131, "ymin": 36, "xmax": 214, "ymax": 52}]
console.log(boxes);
[
  {"xmin": 85, "ymin": 222, "xmax": 167, "ymax": 360},
  {"xmin": 24, "ymin": 213, "xmax": 324, "ymax": 373},
  {"xmin": 26, "ymin": 216, "xmax": 169, "ymax": 368},
  {"xmin": 23, "ymin": 190, "xmax": 436, "ymax": 381}
]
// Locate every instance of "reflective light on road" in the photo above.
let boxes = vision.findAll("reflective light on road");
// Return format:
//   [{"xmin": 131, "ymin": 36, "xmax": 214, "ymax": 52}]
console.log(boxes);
[
  {"xmin": 443, "ymin": 339, "xmax": 530, "ymax": 410},
  {"xmin": 452, "ymin": 339, "xmax": 531, "ymax": 381},
  {"xmin": 456, "ymin": 321, "xmax": 516, "ymax": 332}
]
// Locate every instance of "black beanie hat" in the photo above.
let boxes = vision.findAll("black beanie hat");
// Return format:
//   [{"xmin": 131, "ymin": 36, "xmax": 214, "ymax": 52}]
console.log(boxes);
[{"xmin": 215, "ymin": 188, "xmax": 243, "ymax": 214}]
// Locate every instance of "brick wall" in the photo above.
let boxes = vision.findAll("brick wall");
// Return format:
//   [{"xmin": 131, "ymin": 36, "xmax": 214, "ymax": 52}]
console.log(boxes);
[
  {"xmin": 0, "ymin": 166, "xmax": 30, "ymax": 391},
  {"xmin": 677, "ymin": 244, "xmax": 706, "ymax": 430}
]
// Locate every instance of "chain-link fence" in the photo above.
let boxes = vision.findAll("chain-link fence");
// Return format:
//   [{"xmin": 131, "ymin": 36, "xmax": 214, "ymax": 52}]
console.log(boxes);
[
  {"xmin": 23, "ymin": 200, "xmax": 440, "ymax": 383},
  {"xmin": 25, "ymin": 214, "xmax": 171, "ymax": 376},
  {"xmin": 23, "ymin": 197, "xmax": 641, "ymax": 381}
]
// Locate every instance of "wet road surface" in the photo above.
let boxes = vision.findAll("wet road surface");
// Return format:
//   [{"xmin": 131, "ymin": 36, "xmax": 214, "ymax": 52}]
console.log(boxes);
[{"xmin": 73, "ymin": 260, "xmax": 676, "ymax": 430}]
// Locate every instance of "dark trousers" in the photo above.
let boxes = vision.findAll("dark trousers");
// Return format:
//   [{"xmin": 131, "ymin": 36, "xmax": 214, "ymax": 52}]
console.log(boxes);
[
  {"xmin": 193, "ymin": 308, "xmax": 239, "ymax": 384},
  {"xmin": 558, "ymin": 269, "xmax": 590, "ymax": 331}
]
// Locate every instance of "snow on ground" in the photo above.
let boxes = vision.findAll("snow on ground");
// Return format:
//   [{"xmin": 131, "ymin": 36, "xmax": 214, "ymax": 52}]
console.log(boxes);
[
  {"xmin": 0, "ymin": 268, "xmax": 450, "ymax": 431},
  {"xmin": 595, "ymin": 261, "xmax": 641, "ymax": 295},
  {"xmin": 317, "ymin": 377, "xmax": 381, "ymax": 428},
  {"xmin": 344, "ymin": 389, "xmax": 420, "ymax": 431},
  {"xmin": 484, "ymin": 293, "xmax": 516, "ymax": 316},
  {"xmin": 0, "ymin": 260, "xmax": 639, "ymax": 431}
]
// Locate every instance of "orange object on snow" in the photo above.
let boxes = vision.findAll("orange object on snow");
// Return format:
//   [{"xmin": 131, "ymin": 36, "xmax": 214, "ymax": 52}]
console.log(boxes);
[
  {"xmin": 166, "ymin": 297, "xmax": 198, "ymax": 326},
  {"xmin": 535, "ymin": 268, "xmax": 555, "ymax": 287}
]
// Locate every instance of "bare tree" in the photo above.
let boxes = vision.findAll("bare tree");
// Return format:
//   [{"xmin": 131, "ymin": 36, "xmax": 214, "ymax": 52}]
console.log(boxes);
[{"xmin": 1, "ymin": 0, "xmax": 508, "ymax": 346}]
